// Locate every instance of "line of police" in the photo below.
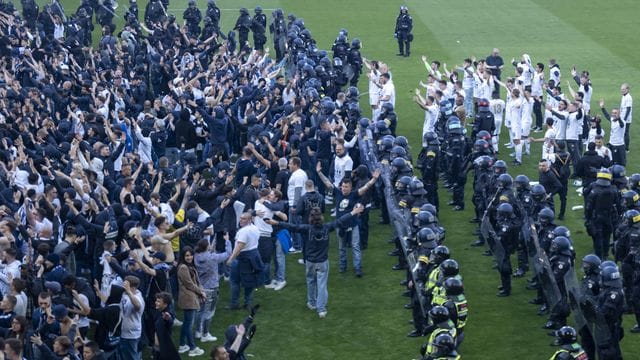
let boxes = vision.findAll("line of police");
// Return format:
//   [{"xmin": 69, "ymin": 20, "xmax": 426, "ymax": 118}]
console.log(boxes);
[{"xmin": 366, "ymin": 89, "xmax": 640, "ymax": 358}]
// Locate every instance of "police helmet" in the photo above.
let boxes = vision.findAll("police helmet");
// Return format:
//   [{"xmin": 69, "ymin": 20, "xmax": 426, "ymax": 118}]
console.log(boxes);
[
  {"xmin": 320, "ymin": 57, "xmax": 332, "ymax": 68},
  {"xmin": 359, "ymin": 117, "xmax": 370, "ymax": 129},
  {"xmin": 496, "ymin": 203, "xmax": 513, "ymax": 220},
  {"xmin": 239, "ymin": 7, "xmax": 248, "ymax": 15},
  {"xmin": 351, "ymin": 38, "xmax": 361, "ymax": 49},
  {"xmin": 395, "ymin": 175, "xmax": 412, "ymax": 191},
  {"xmin": 600, "ymin": 265, "xmax": 622, "ymax": 288},
  {"xmin": 321, "ymin": 100, "xmax": 336, "ymax": 114},
  {"xmin": 477, "ymin": 155, "xmax": 494, "ymax": 169},
  {"xmin": 493, "ymin": 160, "xmax": 508, "ymax": 174},
  {"xmin": 336, "ymin": 34, "xmax": 347, "ymax": 43},
  {"xmin": 428, "ymin": 305, "xmax": 450, "ymax": 324},
  {"xmin": 390, "ymin": 146, "xmax": 406, "ymax": 159},
  {"xmin": 420, "ymin": 203, "xmax": 438, "ymax": 216},
  {"xmin": 531, "ymin": 184, "xmax": 547, "ymax": 201},
  {"xmin": 624, "ymin": 209, "xmax": 640, "ymax": 225},
  {"xmin": 381, "ymin": 102, "xmax": 394, "ymax": 113},
  {"xmin": 423, "ymin": 132, "xmax": 440, "ymax": 145},
  {"xmin": 476, "ymin": 130, "xmax": 492, "ymax": 141},
  {"xmin": 611, "ymin": 164, "xmax": 626, "ymax": 179},
  {"xmin": 622, "ymin": 190, "xmax": 640, "ymax": 209},
  {"xmin": 339, "ymin": 28, "xmax": 348, "ymax": 37},
  {"xmin": 514, "ymin": 174, "xmax": 530, "ymax": 191},
  {"xmin": 400, "ymin": 5, "xmax": 408, "ymax": 12},
  {"xmin": 444, "ymin": 277, "xmax": 464, "ymax": 296},
  {"xmin": 381, "ymin": 135, "xmax": 395, "ymax": 149},
  {"xmin": 446, "ymin": 116, "xmax": 463, "ymax": 134},
  {"xmin": 630, "ymin": 173, "xmax": 640, "ymax": 188},
  {"xmin": 581, "ymin": 254, "xmax": 601, "ymax": 275},
  {"xmin": 394, "ymin": 136, "xmax": 409, "ymax": 148},
  {"xmin": 433, "ymin": 333, "xmax": 456, "ymax": 355},
  {"xmin": 391, "ymin": 157, "xmax": 407, "ymax": 169},
  {"xmin": 254, "ymin": 6, "xmax": 262, "ymax": 13},
  {"xmin": 552, "ymin": 226, "xmax": 571, "ymax": 239},
  {"xmin": 538, "ymin": 207, "xmax": 555, "ymax": 225},
  {"xmin": 376, "ymin": 120, "xmax": 390, "ymax": 132},
  {"xmin": 440, "ymin": 259, "xmax": 459, "ymax": 277},
  {"xmin": 429, "ymin": 245, "xmax": 450, "ymax": 264},
  {"xmin": 410, "ymin": 179, "xmax": 427, "ymax": 196},
  {"xmin": 600, "ymin": 260, "xmax": 618, "ymax": 271},
  {"xmin": 497, "ymin": 173, "xmax": 513, "ymax": 189},
  {"xmin": 478, "ymin": 98, "xmax": 490, "ymax": 111},
  {"xmin": 347, "ymin": 86, "xmax": 359, "ymax": 100},
  {"xmin": 556, "ymin": 326, "xmax": 577, "ymax": 345},
  {"xmin": 550, "ymin": 236, "xmax": 573, "ymax": 256},
  {"xmin": 417, "ymin": 210, "xmax": 437, "ymax": 227},
  {"xmin": 474, "ymin": 139, "xmax": 490, "ymax": 152},
  {"xmin": 293, "ymin": 37, "xmax": 304, "ymax": 49},
  {"xmin": 417, "ymin": 227, "xmax": 437, "ymax": 247},
  {"xmin": 595, "ymin": 168, "xmax": 612, "ymax": 186}
]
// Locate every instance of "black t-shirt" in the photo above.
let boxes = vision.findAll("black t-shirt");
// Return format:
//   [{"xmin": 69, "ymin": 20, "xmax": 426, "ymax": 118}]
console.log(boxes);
[
  {"xmin": 274, "ymin": 169, "xmax": 290, "ymax": 199},
  {"xmin": 486, "ymin": 55, "xmax": 504, "ymax": 78},
  {"xmin": 334, "ymin": 187, "xmax": 359, "ymax": 227}
]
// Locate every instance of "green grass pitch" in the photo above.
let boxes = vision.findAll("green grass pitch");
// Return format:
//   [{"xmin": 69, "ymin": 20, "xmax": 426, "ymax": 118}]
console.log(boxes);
[{"xmin": 40, "ymin": 0, "xmax": 640, "ymax": 358}]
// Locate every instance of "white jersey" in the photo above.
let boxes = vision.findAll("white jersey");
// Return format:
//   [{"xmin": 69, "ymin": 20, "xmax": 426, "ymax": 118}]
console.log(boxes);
[
  {"xmin": 462, "ymin": 66, "xmax": 475, "ymax": 89},
  {"xmin": 422, "ymin": 104, "xmax": 439, "ymax": 146},
  {"xmin": 532, "ymin": 72, "xmax": 544, "ymax": 97},
  {"xmin": 472, "ymin": 72, "xmax": 482, "ymax": 98},
  {"xmin": 368, "ymin": 70, "xmax": 380, "ymax": 106},
  {"xmin": 549, "ymin": 65, "xmax": 561, "ymax": 86},
  {"xmin": 542, "ymin": 128, "xmax": 557, "ymax": 163},
  {"xmin": 517, "ymin": 62, "xmax": 533, "ymax": 86},
  {"xmin": 596, "ymin": 146, "xmax": 613, "ymax": 161},
  {"xmin": 552, "ymin": 109, "xmax": 569, "ymax": 141},
  {"xmin": 381, "ymin": 81, "xmax": 396, "ymax": 107},
  {"xmin": 609, "ymin": 118, "xmax": 625, "ymax": 146},
  {"xmin": 520, "ymin": 97, "xmax": 533, "ymax": 125},
  {"xmin": 580, "ymin": 83, "xmax": 593, "ymax": 114},
  {"xmin": 621, "ymin": 93, "xmax": 633, "ymax": 123},
  {"xmin": 585, "ymin": 128, "xmax": 605, "ymax": 145},
  {"xmin": 333, "ymin": 154, "xmax": 353, "ymax": 187},
  {"xmin": 478, "ymin": 78, "xmax": 493, "ymax": 100},
  {"xmin": 490, "ymin": 99, "xmax": 505, "ymax": 135},
  {"xmin": 566, "ymin": 111, "xmax": 584, "ymax": 141}
]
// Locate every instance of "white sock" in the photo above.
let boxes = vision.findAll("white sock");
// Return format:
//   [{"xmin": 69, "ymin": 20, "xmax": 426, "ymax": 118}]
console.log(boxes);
[
  {"xmin": 524, "ymin": 137, "xmax": 530, "ymax": 154},
  {"xmin": 515, "ymin": 143, "xmax": 523, "ymax": 162},
  {"xmin": 492, "ymin": 135, "xmax": 499, "ymax": 152}
]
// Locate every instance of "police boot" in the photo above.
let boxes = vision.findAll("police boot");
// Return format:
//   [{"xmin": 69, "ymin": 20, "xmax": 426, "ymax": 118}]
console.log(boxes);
[
  {"xmin": 513, "ymin": 268, "xmax": 526, "ymax": 278},
  {"xmin": 404, "ymin": 41, "xmax": 410, "ymax": 56},
  {"xmin": 543, "ymin": 320, "xmax": 560, "ymax": 330},
  {"xmin": 397, "ymin": 41, "xmax": 404, "ymax": 56},
  {"xmin": 537, "ymin": 304, "xmax": 549, "ymax": 316},
  {"xmin": 529, "ymin": 297, "xmax": 544, "ymax": 305}
]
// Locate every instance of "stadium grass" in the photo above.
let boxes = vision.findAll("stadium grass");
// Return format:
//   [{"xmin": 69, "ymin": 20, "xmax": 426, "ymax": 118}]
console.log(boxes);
[{"xmin": 37, "ymin": 0, "xmax": 640, "ymax": 358}]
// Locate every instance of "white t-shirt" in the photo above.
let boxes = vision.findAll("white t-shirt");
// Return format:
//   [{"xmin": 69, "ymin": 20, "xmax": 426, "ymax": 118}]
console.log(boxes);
[
  {"xmin": 462, "ymin": 66, "xmax": 474, "ymax": 89},
  {"xmin": 237, "ymin": 224, "xmax": 260, "ymax": 251},
  {"xmin": 596, "ymin": 146, "xmax": 613, "ymax": 161},
  {"xmin": 543, "ymin": 128, "xmax": 557, "ymax": 162},
  {"xmin": 621, "ymin": 93, "xmax": 633, "ymax": 123},
  {"xmin": 121, "ymin": 290, "xmax": 145, "ymax": 340},
  {"xmin": 381, "ymin": 81, "xmax": 396, "ymax": 107},
  {"xmin": 609, "ymin": 118, "xmax": 625, "ymax": 146},
  {"xmin": 368, "ymin": 70, "xmax": 380, "ymax": 106},
  {"xmin": 532, "ymin": 72, "xmax": 544, "ymax": 97},
  {"xmin": 253, "ymin": 201, "xmax": 274, "ymax": 236},
  {"xmin": 566, "ymin": 111, "xmax": 584, "ymax": 141},
  {"xmin": 585, "ymin": 128, "xmax": 605, "ymax": 145},
  {"xmin": 333, "ymin": 154, "xmax": 353, "ymax": 187},
  {"xmin": 287, "ymin": 169, "xmax": 308, "ymax": 207},
  {"xmin": 422, "ymin": 104, "xmax": 439, "ymax": 146}
]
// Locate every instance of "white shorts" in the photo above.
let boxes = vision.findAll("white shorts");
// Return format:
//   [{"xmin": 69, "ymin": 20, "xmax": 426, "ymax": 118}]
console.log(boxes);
[
  {"xmin": 511, "ymin": 120, "xmax": 522, "ymax": 139},
  {"xmin": 521, "ymin": 120, "xmax": 532, "ymax": 137},
  {"xmin": 494, "ymin": 119, "xmax": 503, "ymax": 135}
]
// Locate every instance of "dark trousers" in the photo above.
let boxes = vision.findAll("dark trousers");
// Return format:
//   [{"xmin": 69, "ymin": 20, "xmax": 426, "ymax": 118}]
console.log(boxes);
[
  {"xmin": 397, "ymin": 32, "xmax": 410, "ymax": 55},
  {"xmin": 591, "ymin": 219, "xmax": 613, "ymax": 259},
  {"xmin": 566, "ymin": 140, "xmax": 581, "ymax": 169},
  {"xmin": 625, "ymin": 123, "xmax": 631, "ymax": 151},
  {"xmin": 611, "ymin": 144, "xmax": 627, "ymax": 166},
  {"xmin": 558, "ymin": 179, "xmax": 568, "ymax": 219},
  {"xmin": 358, "ymin": 209, "xmax": 370, "ymax": 249},
  {"xmin": 534, "ymin": 98, "xmax": 543, "ymax": 129}
]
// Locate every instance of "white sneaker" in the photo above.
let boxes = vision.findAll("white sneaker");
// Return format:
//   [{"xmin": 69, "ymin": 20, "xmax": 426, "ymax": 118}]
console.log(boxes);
[
  {"xmin": 297, "ymin": 259, "xmax": 305, "ymax": 265},
  {"xmin": 178, "ymin": 345, "xmax": 190, "ymax": 354},
  {"xmin": 173, "ymin": 319, "xmax": 183, "ymax": 327},
  {"xmin": 289, "ymin": 248, "xmax": 301, "ymax": 254},
  {"xmin": 195, "ymin": 331, "xmax": 202, "ymax": 339},
  {"xmin": 273, "ymin": 280, "xmax": 287, "ymax": 291},
  {"xmin": 264, "ymin": 280, "xmax": 278, "ymax": 289},
  {"xmin": 318, "ymin": 311, "xmax": 327, "ymax": 318},
  {"xmin": 307, "ymin": 303, "xmax": 316, "ymax": 311},
  {"xmin": 188, "ymin": 347, "xmax": 205, "ymax": 357},
  {"xmin": 201, "ymin": 333, "xmax": 217, "ymax": 342}
]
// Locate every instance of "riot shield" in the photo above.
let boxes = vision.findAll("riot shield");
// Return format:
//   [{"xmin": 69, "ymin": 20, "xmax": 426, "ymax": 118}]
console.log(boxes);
[
  {"xmin": 581, "ymin": 295, "xmax": 613, "ymax": 348},
  {"xmin": 564, "ymin": 265, "xmax": 596, "ymax": 347},
  {"xmin": 530, "ymin": 226, "xmax": 562, "ymax": 311}
]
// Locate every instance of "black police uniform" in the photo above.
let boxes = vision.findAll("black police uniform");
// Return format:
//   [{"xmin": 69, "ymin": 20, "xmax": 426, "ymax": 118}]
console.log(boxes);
[
  {"xmin": 585, "ymin": 177, "xmax": 619, "ymax": 259},
  {"xmin": 547, "ymin": 251, "xmax": 572, "ymax": 329},
  {"xmin": 578, "ymin": 265, "xmax": 600, "ymax": 360},
  {"xmin": 234, "ymin": 9, "xmax": 252, "ymax": 49},
  {"xmin": 419, "ymin": 146, "xmax": 440, "ymax": 211},
  {"xmin": 347, "ymin": 40, "xmax": 363, "ymax": 87},
  {"xmin": 269, "ymin": 10, "xmax": 287, "ymax": 61},
  {"xmin": 394, "ymin": 7, "xmax": 413, "ymax": 56},
  {"xmin": 552, "ymin": 149, "xmax": 571, "ymax": 219},
  {"xmin": 495, "ymin": 208, "xmax": 521, "ymax": 295},
  {"xmin": 251, "ymin": 8, "xmax": 267, "ymax": 51},
  {"xmin": 183, "ymin": 2, "xmax": 202, "ymax": 37},
  {"xmin": 593, "ymin": 281, "xmax": 624, "ymax": 359},
  {"xmin": 445, "ymin": 130, "xmax": 470, "ymax": 211}
]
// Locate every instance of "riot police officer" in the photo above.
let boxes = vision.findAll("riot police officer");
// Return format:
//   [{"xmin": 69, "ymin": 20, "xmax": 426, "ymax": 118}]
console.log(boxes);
[
  {"xmin": 544, "ymin": 236, "xmax": 574, "ymax": 330},
  {"xmin": 585, "ymin": 169, "xmax": 620, "ymax": 259},
  {"xmin": 331, "ymin": 34, "xmax": 350, "ymax": 63},
  {"xmin": 205, "ymin": 0, "xmax": 222, "ymax": 36},
  {"xmin": 270, "ymin": 9, "xmax": 287, "ymax": 61},
  {"xmin": 494, "ymin": 203, "xmax": 521, "ymax": 297},
  {"xmin": 252, "ymin": 6, "xmax": 267, "ymax": 51},
  {"xmin": 234, "ymin": 8, "xmax": 252, "ymax": 50},
  {"xmin": 420, "ymin": 333, "xmax": 460, "ymax": 360},
  {"xmin": 442, "ymin": 278, "xmax": 467, "ymax": 347},
  {"xmin": 445, "ymin": 117, "xmax": 471, "ymax": 211},
  {"xmin": 183, "ymin": 0, "xmax": 202, "ymax": 37},
  {"xmin": 394, "ymin": 5, "xmax": 413, "ymax": 57},
  {"xmin": 347, "ymin": 39, "xmax": 363, "ymax": 87},
  {"xmin": 472, "ymin": 98, "xmax": 496, "ymax": 139},
  {"xmin": 617, "ymin": 209, "xmax": 640, "ymax": 332},
  {"xmin": 590, "ymin": 265, "xmax": 624, "ymax": 359},
  {"xmin": 578, "ymin": 254, "xmax": 601, "ymax": 359},
  {"xmin": 407, "ymin": 230, "xmax": 440, "ymax": 337},
  {"xmin": 549, "ymin": 326, "xmax": 588, "ymax": 360},
  {"xmin": 423, "ymin": 306, "xmax": 457, "ymax": 356}
]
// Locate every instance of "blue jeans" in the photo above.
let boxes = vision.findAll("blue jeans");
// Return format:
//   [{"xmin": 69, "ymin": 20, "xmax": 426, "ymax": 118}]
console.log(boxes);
[
  {"xmin": 338, "ymin": 225, "xmax": 361, "ymax": 272},
  {"xmin": 274, "ymin": 239, "xmax": 286, "ymax": 282},
  {"xmin": 179, "ymin": 309, "xmax": 197, "ymax": 349},
  {"xmin": 464, "ymin": 87, "xmax": 474, "ymax": 117},
  {"xmin": 289, "ymin": 209, "xmax": 302, "ymax": 250},
  {"xmin": 118, "ymin": 338, "xmax": 140, "ymax": 360},
  {"xmin": 195, "ymin": 288, "xmax": 219, "ymax": 334},
  {"xmin": 306, "ymin": 260, "xmax": 329, "ymax": 313}
]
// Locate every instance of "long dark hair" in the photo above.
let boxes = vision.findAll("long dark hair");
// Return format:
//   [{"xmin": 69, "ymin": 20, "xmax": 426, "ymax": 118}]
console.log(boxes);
[
  {"xmin": 179, "ymin": 246, "xmax": 195, "ymax": 268},
  {"xmin": 195, "ymin": 239, "xmax": 209, "ymax": 253},
  {"xmin": 308, "ymin": 207, "xmax": 324, "ymax": 227}
]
